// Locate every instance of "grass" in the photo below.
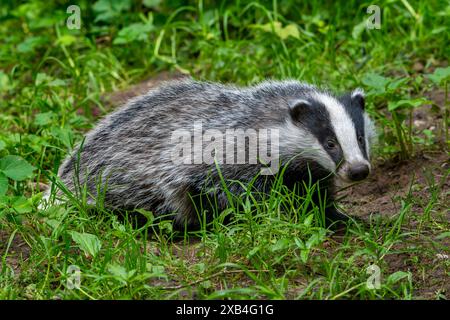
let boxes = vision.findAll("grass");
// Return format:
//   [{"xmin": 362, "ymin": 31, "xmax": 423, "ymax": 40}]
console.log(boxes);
[{"xmin": 0, "ymin": 0, "xmax": 449, "ymax": 299}]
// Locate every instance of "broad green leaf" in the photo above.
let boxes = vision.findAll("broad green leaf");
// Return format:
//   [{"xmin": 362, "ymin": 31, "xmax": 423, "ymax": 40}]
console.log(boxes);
[
  {"xmin": 0, "ymin": 195, "xmax": 8, "ymax": 205},
  {"xmin": 352, "ymin": 20, "xmax": 366, "ymax": 39},
  {"xmin": 387, "ymin": 78, "xmax": 409, "ymax": 91},
  {"xmin": 0, "ymin": 155, "xmax": 35, "ymax": 181},
  {"xmin": 11, "ymin": 196, "xmax": 33, "ymax": 213},
  {"xmin": 148, "ymin": 264, "xmax": 165, "ymax": 275},
  {"xmin": 93, "ymin": 0, "xmax": 131, "ymax": 22},
  {"xmin": 17, "ymin": 36, "xmax": 47, "ymax": 53},
  {"xmin": 56, "ymin": 35, "xmax": 77, "ymax": 46},
  {"xmin": 50, "ymin": 126, "xmax": 74, "ymax": 149},
  {"xmin": 113, "ymin": 23, "xmax": 155, "ymax": 44},
  {"xmin": 0, "ymin": 71, "xmax": 11, "ymax": 93},
  {"xmin": 35, "ymin": 72, "xmax": 53, "ymax": 86},
  {"xmin": 306, "ymin": 233, "xmax": 319, "ymax": 249},
  {"xmin": 0, "ymin": 140, "xmax": 6, "ymax": 151},
  {"xmin": 254, "ymin": 21, "xmax": 300, "ymax": 40},
  {"xmin": 387, "ymin": 271, "xmax": 410, "ymax": 284},
  {"xmin": 109, "ymin": 264, "xmax": 126, "ymax": 278},
  {"xmin": 158, "ymin": 220, "xmax": 173, "ymax": 234},
  {"xmin": 271, "ymin": 238, "xmax": 290, "ymax": 252},
  {"xmin": 135, "ymin": 208, "xmax": 154, "ymax": 223},
  {"xmin": 48, "ymin": 79, "xmax": 66, "ymax": 87},
  {"xmin": 278, "ymin": 24, "xmax": 300, "ymax": 40},
  {"xmin": 247, "ymin": 246, "xmax": 260, "ymax": 259},
  {"xmin": 108, "ymin": 263, "xmax": 136, "ymax": 282},
  {"xmin": 388, "ymin": 98, "xmax": 431, "ymax": 111},
  {"xmin": 35, "ymin": 73, "xmax": 65, "ymax": 87},
  {"xmin": 194, "ymin": 262, "xmax": 206, "ymax": 273},
  {"xmin": 0, "ymin": 172, "xmax": 7, "ymax": 196},
  {"xmin": 362, "ymin": 73, "xmax": 390, "ymax": 94},
  {"xmin": 300, "ymin": 249, "xmax": 309, "ymax": 263},
  {"xmin": 12, "ymin": 2, "xmax": 41, "ymax": 19},
  {"xmin": 143, "ymin": 0, "xmax": 162, "ymax": 8},
  {"xmin": 39, "ymin": 235, "xmax": 52, "ymax": 250},
  {"xmin": 70, "ymin": 231, "xmax": 102, "ymax": 258},
  {"xmin": 294, "ymin": 237, "xmax": 305, "ymax": 249},
  {"xmin": 45, "ymin": 219, "xmax": 62, "ymax": 230},
  {"xmin": 428, "ymin": 66, "xmax": 450, "ymax": 85},
  {"xmin": 34, "ymin": 112, "xmax": 55, "ymax": 126},
  {"xmin": 29, "ymin": 15, "xmax": 62, "ymax": 30},
  {"xmin": 303, "ymin": 214, "xmax": 314, "ymax": 227},
  {"xmin": 435, "ymin": 231, "xmax": 450, "ymax": 240},
  {"xmin": 431, "ymin": 27, "xmax": 447, "ymax": 34}
]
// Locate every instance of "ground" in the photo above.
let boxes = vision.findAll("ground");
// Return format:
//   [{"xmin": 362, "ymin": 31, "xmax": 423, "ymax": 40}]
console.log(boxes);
[{"xmin": 0, "ymin": 1, "xmax": 448, "ymax": 300}]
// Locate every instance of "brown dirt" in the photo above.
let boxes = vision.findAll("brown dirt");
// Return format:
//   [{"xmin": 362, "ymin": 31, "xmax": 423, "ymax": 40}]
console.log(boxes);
[
  {"xmin": 0, "ymin": 229, "xmax": 30, "ymax": 275},
  {"xmin": 340, "ymin": 80, "xmax": 449, "ymax": 219},
  {"xmin": 383, "ymin": 244, "xmax": 449, "ymax": 299},
  {"xmin": 340, "ymin": 150, "xmax": 449, "ymax": 219}
]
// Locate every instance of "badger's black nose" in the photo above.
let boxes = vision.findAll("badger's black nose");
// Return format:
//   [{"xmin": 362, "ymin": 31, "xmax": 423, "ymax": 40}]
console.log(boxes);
[{"xmin": 348, "ymin": 164, "xmax": 370, "ymax": 181}]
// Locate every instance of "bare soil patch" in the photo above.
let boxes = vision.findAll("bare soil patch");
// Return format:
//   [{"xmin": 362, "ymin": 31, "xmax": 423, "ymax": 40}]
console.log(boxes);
[
  {"xmin": 0, "ymin": 229, "xmax": 30, "ymax": 275},
  {"xmin": 340, "ymin": 151, "xmax": 449, "ymax": 219}
]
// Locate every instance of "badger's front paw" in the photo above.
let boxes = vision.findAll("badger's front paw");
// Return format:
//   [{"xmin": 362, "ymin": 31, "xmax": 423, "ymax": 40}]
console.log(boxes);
[{"xmin": 325, "ymin": 206, "xmax": 363, "ymax": 227}]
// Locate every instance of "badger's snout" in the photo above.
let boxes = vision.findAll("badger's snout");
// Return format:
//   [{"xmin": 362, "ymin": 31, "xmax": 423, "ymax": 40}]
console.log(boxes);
[
  {"xmin": 348, "ymin": 163, "xmax": 370, "ymax": 181},
  {"xmin": 336, "ymin": 162, "xmax": 371, "ymax": 185}
]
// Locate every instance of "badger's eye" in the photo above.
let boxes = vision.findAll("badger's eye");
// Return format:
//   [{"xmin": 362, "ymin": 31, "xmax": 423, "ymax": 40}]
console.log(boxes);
[
  {"xmin": 326, "ymin": 139, "xmax": 337, "ymax": 150},
  {"xmin": 358, "ymin": 135, "xmax": 364, "ymax": 144}
]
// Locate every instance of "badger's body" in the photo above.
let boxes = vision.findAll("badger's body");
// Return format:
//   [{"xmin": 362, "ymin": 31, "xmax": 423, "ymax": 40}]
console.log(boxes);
[{"xmin": 51, "ymin": 80, "xmax": 376, "ymax": 226}]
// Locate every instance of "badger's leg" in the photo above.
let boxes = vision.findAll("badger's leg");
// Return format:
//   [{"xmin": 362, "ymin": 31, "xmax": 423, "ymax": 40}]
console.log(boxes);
[
  {"xmin": 325, "ymin": 205, "xmax": 350, "ymax": 222},
  {"xmin": 315, "ymin": 182, "xmax": 359, "ymax": 226},
  {"xmin": 185, "ymin": 185, "xmax": 230, "ymax": 226},
  {"xmin": 324, "ymin": 203, "xmax": 365, "ymax": 227}
]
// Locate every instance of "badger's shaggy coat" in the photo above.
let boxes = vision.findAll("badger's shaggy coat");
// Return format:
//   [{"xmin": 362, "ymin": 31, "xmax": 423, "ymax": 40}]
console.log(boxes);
[{"xmin": 50, "ymin": 80, "xmax": 376, "ymax": 226}]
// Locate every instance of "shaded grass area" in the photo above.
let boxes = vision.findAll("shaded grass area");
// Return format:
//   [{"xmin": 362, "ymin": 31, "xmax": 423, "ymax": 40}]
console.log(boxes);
[{"xmin": 0, "ymin": 1, "xmax": 449, "ymax": 299}]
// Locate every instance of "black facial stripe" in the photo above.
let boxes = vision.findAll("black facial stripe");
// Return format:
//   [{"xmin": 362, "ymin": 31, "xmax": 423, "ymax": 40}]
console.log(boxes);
[
  {"xmin": 291, "ymin": 100, "xmax": 343, "ymax": 166},
  {"xmin": 339, "ymin": 94, "xmax": 368, "ymax": 159}
]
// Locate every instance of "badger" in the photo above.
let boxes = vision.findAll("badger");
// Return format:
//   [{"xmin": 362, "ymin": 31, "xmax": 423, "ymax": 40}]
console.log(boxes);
[{"xmin": 44, "ymin": 80, "xmax": 376, "ymax": 228}]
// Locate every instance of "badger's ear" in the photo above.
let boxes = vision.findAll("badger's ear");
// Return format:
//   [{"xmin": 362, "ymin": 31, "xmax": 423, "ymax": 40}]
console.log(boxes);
[
  {"xmin": 289, "ymin": 99, "xmax": 312, "ymax": 120},
  {"xmin": 351, "ymin": 88, "xmax": 365, "ymax": 110}
]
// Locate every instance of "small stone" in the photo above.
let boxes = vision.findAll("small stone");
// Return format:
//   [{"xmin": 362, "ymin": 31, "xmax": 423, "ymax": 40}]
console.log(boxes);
[{"xmin": 413, "ymin": 120, "xmax": 426, "ymax": 128}]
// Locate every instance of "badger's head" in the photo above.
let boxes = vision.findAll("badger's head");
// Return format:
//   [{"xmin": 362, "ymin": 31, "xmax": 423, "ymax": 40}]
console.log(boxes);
[{"xmin": 284, "ymin": 87, "xmax": 376, "ymax": 185}]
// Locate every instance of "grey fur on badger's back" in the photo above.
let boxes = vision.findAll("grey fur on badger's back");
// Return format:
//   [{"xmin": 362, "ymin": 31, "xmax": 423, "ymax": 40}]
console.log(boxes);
[{"xmin": 54, "ymin": 79, "xmax": 376, "ymax": 226}]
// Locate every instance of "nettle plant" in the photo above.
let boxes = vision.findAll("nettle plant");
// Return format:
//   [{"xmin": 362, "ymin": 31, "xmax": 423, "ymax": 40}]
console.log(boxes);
[
  {"xmin": 362, "ymin": 67, "xmax": 450, "ymax": 159},
  {"xmin": 427, "ymin": 67, "xmax": 450, "ymax": 145}
]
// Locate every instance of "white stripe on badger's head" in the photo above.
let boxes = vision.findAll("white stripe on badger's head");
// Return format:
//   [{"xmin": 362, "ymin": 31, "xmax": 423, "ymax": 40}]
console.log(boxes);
[
  {"xmin": 312, "ymin": 93, "xmax": 367, "ymax": 164},
  {"xmin": 363, "ymin": 112, "xmax": 376, "ymax": 161},
  {"xmin": 351, "ymin": 88, "xmax": 365, "ymax": 100},
  {"xmin": 352, "ymin": 88, "xmax": 375, "ymax": 161},
  {"xmin": 312, "ymin": 91, "xmax": 371, "ymax": 183}
]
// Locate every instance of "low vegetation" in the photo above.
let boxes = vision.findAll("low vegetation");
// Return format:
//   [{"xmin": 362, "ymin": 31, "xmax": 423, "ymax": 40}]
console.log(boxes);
[{"xmin": 0, "ymin": 0, "xmax": 448, "ymax": 299}]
